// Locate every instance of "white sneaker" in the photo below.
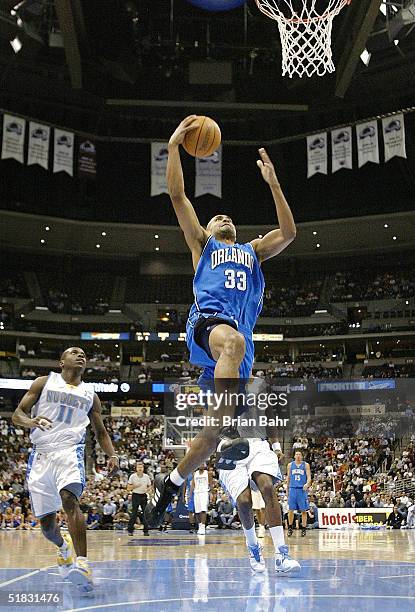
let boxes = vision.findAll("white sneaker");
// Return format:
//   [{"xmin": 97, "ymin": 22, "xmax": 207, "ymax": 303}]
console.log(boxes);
[
  {"xmin": 57, "ymin": 533, "xmax": 76, "ymax": 579},
  {"xmin": 248, "ymin": 542, "xmax": 266, "ymax": 573},
  {"xmin": 68, "ymin": 558, "xmax": 94, "ymax": 594},
  {"xmin": 197, "ymin": 524, "xmax": 206, "ymax": 535},
  {"xmin": 257, "ymin": 525, "xmax": 266, "ymax": 538},
  {"xmin": 275, "ymin": 545, "xmax": 301, "ymax": 574}
]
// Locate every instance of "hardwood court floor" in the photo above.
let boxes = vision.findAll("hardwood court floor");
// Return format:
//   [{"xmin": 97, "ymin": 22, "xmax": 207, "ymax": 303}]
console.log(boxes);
[{"xmin": 0, "ymin": 529, "xmax": 414, "ymax": 611}]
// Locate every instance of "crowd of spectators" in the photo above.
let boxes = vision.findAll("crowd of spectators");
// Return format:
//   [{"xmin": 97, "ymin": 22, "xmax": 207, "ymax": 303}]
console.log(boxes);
[
  {"xmin": 255, "ymin": 323, "xmax": 348, "ymax": 337},
  {"xmin": 363, "ymin": 362, "xmax": 415, "ymax": 379},
  {"xmin": 261, "ymin": 279, "xmax": 323, "ymax": 318},
  {"xmin": 47, "ymin": 289, "xmax": 109, "ymax": 315},
  {"xmin": 331, "ymin": 270, "xmax": 415, "ymax": 303},
  {"xmin": 260, "ymin": 364, "xmax": 343, "ymax": 380},
  {"xmin": 287, "ymin": 430, "xmax": 415, "ymax": 525},
  {"xmin": 1, "ymin": 411, "xmax": 414, "ymax": 532}
]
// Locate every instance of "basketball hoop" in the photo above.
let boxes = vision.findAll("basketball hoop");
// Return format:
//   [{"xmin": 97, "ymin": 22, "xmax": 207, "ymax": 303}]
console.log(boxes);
[{"xmin": 255, "ymin": 0, "xmax": 351, "ymax": 78}]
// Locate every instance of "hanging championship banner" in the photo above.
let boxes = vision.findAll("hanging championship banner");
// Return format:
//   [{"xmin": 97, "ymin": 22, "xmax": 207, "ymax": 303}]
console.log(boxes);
[
  {"xmin": 382, "ymin": 114, "xmax": 406, "ymax": 163},
  {"xmin": 53, "ymin": 129, "xmax": 74, "ymax": 176},
  {"xmin": 356, "ymin": 121, "xmax": 379, "ymax": 168},
  {"xmin": 306, "ymin": 133, "xmax": 327, "ymax": 178},
  {"xmin": 27, "ymin": 121, "xmax": 50, "ymax": 170},
  {"xmin": 331, "ymin": 126, "xmax": 352, "ymax": 173},
  {"xmin": 78, "ymin": 140, "xmax": 97, "ymax": 179},
  {"xmin": 1, "ymin": 114, "xmax": 26, "ymax": 163},
  {"xmin": 151, "ymin": 142, "xmax": 169, "ymax": 196},
  {"xmin": 195, "ymin": 146, "xmax": 222, "ymax": 198}
]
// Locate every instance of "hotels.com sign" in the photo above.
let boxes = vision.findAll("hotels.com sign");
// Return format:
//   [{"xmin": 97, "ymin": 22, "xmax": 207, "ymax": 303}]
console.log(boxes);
[{"xmin": 318, "ymin": 507, "xmax": 393, "ymax": 528}]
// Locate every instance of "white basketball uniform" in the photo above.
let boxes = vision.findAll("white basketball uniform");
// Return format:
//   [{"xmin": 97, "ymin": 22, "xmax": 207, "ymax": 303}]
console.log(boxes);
[
  {"xmin": 219, "ymin": 393, "xmax": 282, "ymax": 504},
  {"xmin": 407, "ymin": 504, "xmax": 415, "ymax": 528},
  {"xmin": 251, "ymin": 489, "xmax": 265, "ymax": 510},
  {"xmin": 193, "ymin": 470, "xmax": 209, "ymax": 514},
  {"xmin": 26, "ymin": 372, "xmax": 94, "ymax": 518}
]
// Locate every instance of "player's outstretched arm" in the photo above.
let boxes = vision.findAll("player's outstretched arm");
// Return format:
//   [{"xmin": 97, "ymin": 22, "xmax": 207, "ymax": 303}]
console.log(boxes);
[
  {"xmin": 12, "ymin": 376, "xmax": 52, "ymax": 430},
  {"xmin": 189, "ymin": 475, "xmax": 195, "ymax": 497},
  {"xmin": 286, "ymin": 462, "xmax": 291, "ymax": 493},
  {"xmin": 251, "ymin": 148, "xmax": 296, "ymax": 262},
  {"xmin": 304, "ymin": 462, "xmax": 312, "ymax": 491},
  {"xmin": 167, "ymin": 116, "xmax": 208, "ymax": 261},
  {"xmin": 89, "ymin": 394, "xmax": 119, "ymax": 476}
]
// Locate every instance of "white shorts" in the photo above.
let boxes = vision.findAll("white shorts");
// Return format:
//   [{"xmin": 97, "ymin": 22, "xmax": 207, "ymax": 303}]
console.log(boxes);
[
  {"xmin": 219, "ymin": 439, "xmax": 282, "ymax": 504},
  {"xmin": 26, "ymin": 445, "xmax": 86, "ymax": 518},
  {"xmin": 251, "ymin": 489, "xmax": 265, "ymax": 510},
  {"xmin": 194, "ymin": 491, "xmax": 209, "ymax": 514}
]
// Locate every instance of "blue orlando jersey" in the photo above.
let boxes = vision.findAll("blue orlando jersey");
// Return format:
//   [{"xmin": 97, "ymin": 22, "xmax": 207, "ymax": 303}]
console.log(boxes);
[
  {"xmin": 189, "ymin": 236, "xmax": 264, "ymax": 333},
  {"xmin": 186, "ymin": 236, "xmax": 264, "ymax": 380},
  {"xmin": 290, "ymin": 461, "xmax": 307, "ymax": 488}
]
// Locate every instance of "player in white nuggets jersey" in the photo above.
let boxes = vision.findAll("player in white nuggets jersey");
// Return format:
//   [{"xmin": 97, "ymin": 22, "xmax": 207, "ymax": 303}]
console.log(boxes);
[
  {"xmin": 146, "ymin": 116, "xmax": 297, "ymax": 529},
  {"xmin": 190, "ymin": 466, "xmax": 212, "ymax": 535},
  {"xmin": 219, "ymin": 381, "xmax": 300, "ymax": 574},
  {"xmin": 12, "ymin": 347, "xmax": 120, "ymax": 594}
]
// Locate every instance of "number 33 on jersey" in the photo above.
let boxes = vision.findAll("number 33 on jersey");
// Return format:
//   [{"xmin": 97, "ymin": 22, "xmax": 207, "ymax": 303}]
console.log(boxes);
[{"xmin": 190, "ymin": 236, "xmax": 265, "ymax": 331}]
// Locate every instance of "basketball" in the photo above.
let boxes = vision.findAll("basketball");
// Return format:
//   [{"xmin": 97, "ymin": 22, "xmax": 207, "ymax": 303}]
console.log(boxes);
[{"xmin": 183, "ymin": 116, "xmax": 221, "ymax": 158}]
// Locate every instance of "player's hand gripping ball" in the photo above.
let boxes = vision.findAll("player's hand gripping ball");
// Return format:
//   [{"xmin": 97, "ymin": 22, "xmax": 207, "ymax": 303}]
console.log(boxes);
[{"xmin": 182, "ymin": 115, "xmax": 221, "ymax": 158}]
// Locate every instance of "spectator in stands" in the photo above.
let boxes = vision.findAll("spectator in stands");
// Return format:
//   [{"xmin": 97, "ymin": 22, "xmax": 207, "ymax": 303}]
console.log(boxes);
[
  {"xmin": 114, "ymin": 510, "xmax": 130, "ymax": 530},
  {"xmin": 217, "ymin": 494, "xmax": 235, "ymax": 529},
  {"xmin": 21, "ymin": 368, "xmax": 36, "ymax": 378},
  {"xmin": 345, "ymin": 494, "xmax": 358, "ymax": 508},
  {"xmin": 386, "ymin": 505, "xmax": 404, "ymax": 529},
  {"xmin": 329, "ymin": 492, "xmax": 345, "ymax": 508},
  {"xmin": 2, "ymin": 507, "xmax": 14, "ymax": 529},
  {"xmin": 356, "ymin": 493, "xmax": 370, "ymax": 508},
  {"xmin": 307, "ymin": 497, "xmax": 319, "ymax": 529},
  {"xmin": 102, "ymin": 497, "xmax": 117, "ymax": 529},
  {"xmin": 87, "ymin": 507, "xmax": 101, "ymax": 530}
]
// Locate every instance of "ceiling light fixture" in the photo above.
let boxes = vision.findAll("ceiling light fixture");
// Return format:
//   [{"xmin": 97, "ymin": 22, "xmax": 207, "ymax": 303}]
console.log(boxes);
[
  {"xmin": 10, "ymin": 36, "xmax": 22, "ymax": 53},
  {"xmin": 360, "ymin": 49, "xmax": 371, "ymax": 66}
]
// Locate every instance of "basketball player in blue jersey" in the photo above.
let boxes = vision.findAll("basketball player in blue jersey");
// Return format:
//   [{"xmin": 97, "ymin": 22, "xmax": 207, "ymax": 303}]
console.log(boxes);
[
  {"xmin": 146, "ymin": 115, "xmax": 296, "ymax": 528},
  {"xmin": 287, "ymin": 450, "xmax": 312, "ymax": 537},
  {"xmin": 12, "ymin": 347, "xmax": 120, "ymax": 593}
]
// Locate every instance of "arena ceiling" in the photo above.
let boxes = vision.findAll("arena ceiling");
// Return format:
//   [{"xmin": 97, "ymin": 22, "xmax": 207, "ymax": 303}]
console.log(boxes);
[
  {"xmin": 1, "ymin": 2, "xmax": 415, "ymax": 232},
  {"xmin": 0, "ymin": 1, "xmax": 414, "ymax": 135},
  {"xmin": 2, "ymin": 209, "xmax": 415, "ymax": 258}
]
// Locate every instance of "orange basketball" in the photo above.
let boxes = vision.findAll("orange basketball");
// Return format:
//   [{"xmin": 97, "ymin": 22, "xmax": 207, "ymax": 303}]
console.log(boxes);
[{"xmin": 183, "ymin": 116, "xmax": 221, "ymax": 158}]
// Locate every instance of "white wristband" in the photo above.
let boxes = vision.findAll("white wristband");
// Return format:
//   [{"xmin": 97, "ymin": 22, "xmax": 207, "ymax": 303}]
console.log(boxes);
[{"xmin": 272, "ymin": 442, "xmax": 281, "ymax": 452}]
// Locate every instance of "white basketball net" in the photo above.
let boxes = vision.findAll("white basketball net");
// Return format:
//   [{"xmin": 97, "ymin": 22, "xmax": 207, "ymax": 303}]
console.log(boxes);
[{"xmin": 255, "ymin": 0, "xmax": 350, "ymax": 78}]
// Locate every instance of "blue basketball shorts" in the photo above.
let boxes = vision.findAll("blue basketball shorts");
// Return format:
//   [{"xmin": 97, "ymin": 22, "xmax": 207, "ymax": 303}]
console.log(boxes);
[
  {"xmin": 186, "ymin": 311, "xmax": 255, "ymax": 385},
  {"xmin": 288, "ymin": 488, "xmax": 310, "ymax": 512}
]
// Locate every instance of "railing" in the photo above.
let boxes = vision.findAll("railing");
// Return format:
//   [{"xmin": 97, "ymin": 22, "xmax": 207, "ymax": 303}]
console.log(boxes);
[{"xmin": 378, "ymin": 477, "xmax": 415, "ymax": 498}]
